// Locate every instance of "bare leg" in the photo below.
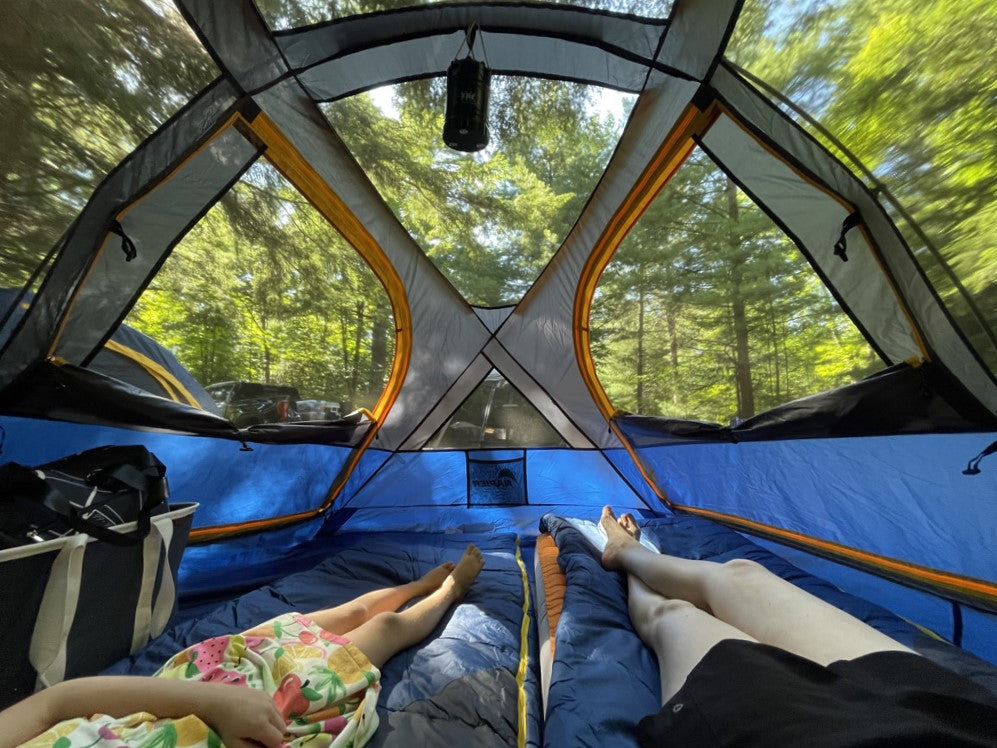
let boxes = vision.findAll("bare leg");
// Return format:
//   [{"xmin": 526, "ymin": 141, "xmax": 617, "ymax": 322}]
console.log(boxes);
[
  {"xmin": 601, "ymin": 507, "xmax": 914, "ymax": 666},
  {"xmin": 242, "ymin": 562, "xmax": 455, "ymax": 637},
  {"xmin": 627, "ymin": 574, "xmax": 756, "ymax": 703},
  {"xmin": 346, "ymin": 545, "xmax": 485, "ymax": 668}
]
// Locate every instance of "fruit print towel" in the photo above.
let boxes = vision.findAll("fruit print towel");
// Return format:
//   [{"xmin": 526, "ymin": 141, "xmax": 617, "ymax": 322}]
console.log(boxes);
[{"xmin": 18, "ymin": 613, "xmax": 381, "ymax": 748}]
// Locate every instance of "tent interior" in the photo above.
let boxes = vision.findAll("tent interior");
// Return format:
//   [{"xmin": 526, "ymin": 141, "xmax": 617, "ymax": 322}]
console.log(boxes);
[{"xmin": 1, "ymin": 0, "xmax": 995, "ymax": 742}]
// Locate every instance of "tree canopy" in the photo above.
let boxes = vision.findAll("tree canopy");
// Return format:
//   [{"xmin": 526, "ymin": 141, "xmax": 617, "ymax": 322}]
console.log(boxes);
[
  {"xmin": 728, "ymin": 0, "xmax": 996, "ymax": 371},
  {"xmin": 0, "ymin": 0, "xmax": 991, "ymax": 427}
]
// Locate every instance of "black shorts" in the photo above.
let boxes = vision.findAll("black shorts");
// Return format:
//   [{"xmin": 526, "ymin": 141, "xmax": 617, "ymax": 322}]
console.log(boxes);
[{"xmin": 636, "ymin": 639, "xmax": 997, "ymax": 747}]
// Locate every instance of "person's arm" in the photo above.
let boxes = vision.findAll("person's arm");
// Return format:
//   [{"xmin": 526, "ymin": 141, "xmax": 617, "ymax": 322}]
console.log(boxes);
[{"xmin": 0, "ymin": 676, "xmax": 285, "ymax": 748}]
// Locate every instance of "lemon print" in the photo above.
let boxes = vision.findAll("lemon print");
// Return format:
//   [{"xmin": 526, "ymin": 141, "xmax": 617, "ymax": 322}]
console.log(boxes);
[
  {"xmin": 118, "ymin": 711, "xmax": 158, "ymax": 727},
  {"xmin": 272, "ymin": 643, "xmax": 321, "ymax": 681},
  {"xmin": 19, "ymin": 718, "xmax": 83, "ymax": 747},
  {"xmin": 283, "ymin": 643, "xmax": 324, "ymax": 661},
  {"xmin": 272, "ymin": 654, "xmax": 303, "ymax": 682},
  {"xmin": 173, "ymin": 715, "xmax": 214, "ymax": 746},
  {"xmin": 327, "ymin": 647, "xmax": 364, "ymax": 682},
  {"xmin": 226, "ymin": 637, "xmax": 248, "ymax": 661}
]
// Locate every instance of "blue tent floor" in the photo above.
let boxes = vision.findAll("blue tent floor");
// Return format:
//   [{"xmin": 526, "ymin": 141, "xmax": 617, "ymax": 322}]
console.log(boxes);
[{"xmin": 109, "ymin": 512, "xmax": 997, "ymax": 747}]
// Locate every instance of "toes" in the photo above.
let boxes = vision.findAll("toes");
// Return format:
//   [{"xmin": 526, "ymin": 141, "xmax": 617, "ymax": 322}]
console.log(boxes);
[
  {"xmin": 619, "ymin": 512, "xmax": 641, "ymax": 538},
  {"xmin": 601, "ymin": 505, "xmax": 616, "ymax": 522},
  {"xmin": 468, "ymin": 545, "xmax": 484, "ymax": 569}
]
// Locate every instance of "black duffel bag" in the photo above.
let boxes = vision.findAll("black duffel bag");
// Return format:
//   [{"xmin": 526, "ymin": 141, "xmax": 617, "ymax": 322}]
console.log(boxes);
[{"xmin": 0, "ymin": 445, "xmax": 169, "ymax": 548}]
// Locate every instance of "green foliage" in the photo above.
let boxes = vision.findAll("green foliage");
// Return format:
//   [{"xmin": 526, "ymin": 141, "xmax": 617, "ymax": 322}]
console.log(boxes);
[
  {"xmin": 127, "ymin": 161, "xmax": 395, "ymax": 409},
  {"xmin": 728, "ymin": 0, "xmax": 996, "ymax": 369},
  {"xmin": 0, "ymin": 0, "xmax": 215, "ymax": 289},
  {"xmin": 1, "ymin": 0, "xmax": 989, "ymax": 424},
  {"xmin": 254, "ymin": 0, "xmax": 670, "ymax": 30},
  {"xmin": 324, "ymin": 78, "xmax": 627, "ymax": 306},
  {"xmin": 591, "ymin": 150, "xmax": 880, "ymax": 423}
]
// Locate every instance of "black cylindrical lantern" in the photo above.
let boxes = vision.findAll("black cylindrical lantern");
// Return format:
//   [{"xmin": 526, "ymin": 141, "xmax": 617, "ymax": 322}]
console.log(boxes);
[{"xmin": 443, "ymin": 56, "xmax": 491, "ymax": 152}]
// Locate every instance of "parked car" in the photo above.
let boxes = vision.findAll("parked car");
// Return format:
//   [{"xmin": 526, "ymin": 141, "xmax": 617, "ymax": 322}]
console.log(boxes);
[
  {"xmin": 205, "ymin": 381, "xmax": 301, "ymax": 428},
  {"xmin": 296, "ymin": 399, "xmax": 342, "ymax": 421},
  {"xmin": 425, "ymin": 371, "xmax": 565, "ymax": 449}
]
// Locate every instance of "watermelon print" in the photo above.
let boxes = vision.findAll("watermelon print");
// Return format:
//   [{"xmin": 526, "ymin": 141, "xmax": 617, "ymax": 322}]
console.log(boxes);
[{"xmin": 19, "ymin": 614, "xmax": 381, "ymax": 748}]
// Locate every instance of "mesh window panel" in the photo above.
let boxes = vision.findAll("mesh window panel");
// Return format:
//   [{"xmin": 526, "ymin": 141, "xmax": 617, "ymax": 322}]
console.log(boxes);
[
  {"xmin": 323, "ymin": 78, "xmax": 635, "ymax": 306},
  {"xmin": 425, "ymin": 369, "xmax": 566, "ymax": 450},
  {"xmin": 256, "ymin": 0, "xmax": 673, "ymax": 30},
  {"xmin": 726, "ymin": 0, "xmax": 996, "ymax": 374},
  {"xmin": 590, "ymin": 147, "xmax": 885, "ymax": 425},
  {"xmin": 123, "ymin": 159, "xmax": 395, "ymax": 422},
  {"xmin": 0, "ymin": 1, "xmax": 217, "ymax": 292}
]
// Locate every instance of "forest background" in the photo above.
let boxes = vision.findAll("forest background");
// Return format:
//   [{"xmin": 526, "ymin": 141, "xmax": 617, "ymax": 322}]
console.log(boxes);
[{"xmin": 0, "ymin": 0, "xmax": 993, "ymax": 426}]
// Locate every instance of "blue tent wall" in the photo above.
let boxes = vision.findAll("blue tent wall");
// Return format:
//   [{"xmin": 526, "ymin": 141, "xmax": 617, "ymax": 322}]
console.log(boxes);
[
  {"xmin": 0, "ymin": 415, "xmax": 352, "ymax": 591},
  {"xmin": 338, "ymin": 448, "xmax": 648, "ymax": 510},
  {"xmin": 4, "ymin": 413, "xmax": 996, "ymax": 664},
  {"xmin": 612, "ymin": 427, "xmax": 997, "ymax": 663},
  {"xmin": 0, "ymin": 416, "xmax": 351, "ymax": 528},
  {"xmin": 618, "ymin": 431, "xmax": 997, "ymax": 584},
  {"xmin": 604, "ymin": 447, "xmax": 662, "ymax": 508}
]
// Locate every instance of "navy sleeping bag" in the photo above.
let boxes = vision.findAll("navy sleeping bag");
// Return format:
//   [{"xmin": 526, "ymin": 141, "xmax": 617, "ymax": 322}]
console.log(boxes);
[
  {"xmin": 539, "ymin": 512, "xmax": 997, "ymax": 748},
  {"xmin": 105, "ymin": 530, "xmax": 540, "ymax": 748}
]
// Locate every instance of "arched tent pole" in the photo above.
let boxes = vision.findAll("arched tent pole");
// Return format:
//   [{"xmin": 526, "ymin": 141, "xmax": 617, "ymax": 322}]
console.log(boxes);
[
  {"xmin": 569, "ymin": 95, "xmax": 997, "ymax": 609},
  {"xmin": 572, "ymin": 99, "xmax": 720, "ymax": 508},
  {"xmin": 242, "ymin": 113, "xmax": 412, "ymax": 428},
  {"xmin": 574, "ymin": 101, "xmax": 719, "ymax": 425},
  {"xmin": 172, "ymin": 0, "xmax": 756, "ymax": 457},
  {"xmin": 187, "ymin": 112, "xmax": 412, "ymax": 544}
]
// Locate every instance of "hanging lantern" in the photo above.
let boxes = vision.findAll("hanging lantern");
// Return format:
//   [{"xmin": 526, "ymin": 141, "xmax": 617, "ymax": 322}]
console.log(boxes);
[{"xmin": 443, "ymin": 26, "xmax": 491, "ymax": 152}]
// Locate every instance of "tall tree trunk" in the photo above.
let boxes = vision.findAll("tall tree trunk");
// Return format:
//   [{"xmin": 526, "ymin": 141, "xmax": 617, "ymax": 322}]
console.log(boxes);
[
  {"xmin": 725, "ymin": 177, "xmax": 754, "ymax": 419},
  {"xmin": 770, "ymin": 308, "xmax": 781, "ymax": 401},
  {"xmin": 369, "ymin": 311, "xmax": 389, "ymax": 400},
  {"xmin": 349, "ymin": 300, "xmax": 365, "ymax": 402},
  {"xmin": 339, "ymin": 316, "xmax": 351, "ymax": 398},
  {"xmin": 731, "ymin": 298, "xmax": 754, "ymax": 418},
  {"xmin": 636, "ymin": 272, "xmax": 645, "ymax": 413},
  {"xmin": 667, "ymin": 302, "xmax": 680, "ymax": 411}
]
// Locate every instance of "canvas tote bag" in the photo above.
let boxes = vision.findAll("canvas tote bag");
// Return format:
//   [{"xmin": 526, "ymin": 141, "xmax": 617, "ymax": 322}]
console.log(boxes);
[{"xmin": 0, "ymin": 446, "xmax": 197, "ymax": 706}]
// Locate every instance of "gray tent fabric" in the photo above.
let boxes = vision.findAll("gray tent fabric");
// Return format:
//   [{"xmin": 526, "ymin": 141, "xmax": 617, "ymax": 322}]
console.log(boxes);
[
  {"xmin": 276, "ymin": 4, "xmax": 668, "ymax": 82},
  {"xmin": 708, "ymin": 64, "xmax": 996, "ymax": 412},
  {"xmin": 280, "ymin": 4, "xmax": 673, "ymax": 101},
  {"xmin": 0, "ymin": 78, "xmax": 244, "ymax": 391},
  {"xmin": 495, "ymin": 75, "xmax": 702, "ymax": 449},
  {"xmin": 473, "ymin": 307, "xmax": 514, "ymax": 334},
  {"xmin": 53, "ymin": 129, "xmax": 262, "ymax": 367},
  {"xmin": 655, "ymin": 0, "xmax": 742, "ymax": 79},
  {"xmin": 699, "ymin": 116, "xmax": 921, "ymax": 359},
  {"xmin": 0, "ymin": 0, "xmax": 992, "ymax": 453}
]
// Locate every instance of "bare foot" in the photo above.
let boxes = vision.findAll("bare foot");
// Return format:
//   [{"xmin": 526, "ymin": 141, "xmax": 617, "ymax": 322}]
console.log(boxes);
[
  {"xmin": 619, "ymin": 512, "xmax": 641, "ymax": 541},
  {"xmin": 416, "ymin": 562, "xmax": 456, "ymax": 595},
  {"xmin": 600, "ymin": 506, "xmax": 641, "ymax": 571},
  {"xmin": 445, "ymin": 544, "xmax": 484, "ymax": 599}
]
